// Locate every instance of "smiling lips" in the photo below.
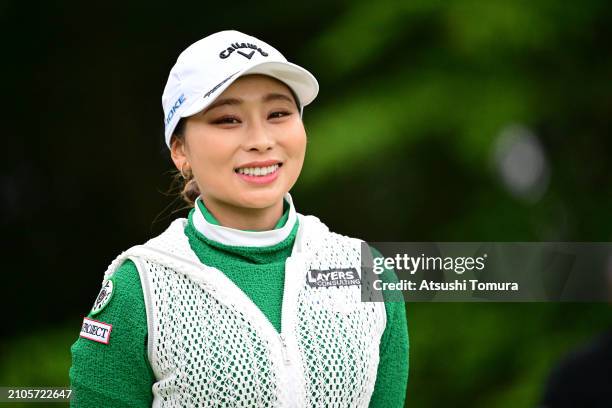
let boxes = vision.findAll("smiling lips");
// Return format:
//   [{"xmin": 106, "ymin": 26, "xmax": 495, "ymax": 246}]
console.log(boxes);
[{"xmin": 235, "ymin": 160, "xmax": 282, "ymax": 185}]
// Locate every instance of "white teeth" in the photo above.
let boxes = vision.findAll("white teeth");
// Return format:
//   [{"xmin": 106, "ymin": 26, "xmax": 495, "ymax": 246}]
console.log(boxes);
[{"xmin": 237, "ymin": 164, "xmax": 280, "ymax": 176}]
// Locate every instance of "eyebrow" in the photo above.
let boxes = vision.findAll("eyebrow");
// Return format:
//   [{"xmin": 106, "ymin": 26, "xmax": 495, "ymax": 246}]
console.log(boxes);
[
  {"xmin": 263, "ymin": 93, "xmax": 295, "ymax": 104},
  {"xmin": 204, "ymin": 92, "xmax": 295, "ymax": 114}
]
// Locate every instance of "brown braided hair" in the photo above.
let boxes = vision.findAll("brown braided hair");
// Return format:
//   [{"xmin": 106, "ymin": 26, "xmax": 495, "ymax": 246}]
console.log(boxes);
[{"xmin": 170, "ymin": 118, "xmax": 201, "ymax": 207}]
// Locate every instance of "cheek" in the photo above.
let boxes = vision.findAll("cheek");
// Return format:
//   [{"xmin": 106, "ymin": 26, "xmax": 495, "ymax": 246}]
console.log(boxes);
[
  {"xmin": 186, "ymin": 132, "xmax": 236, "ymax": 185},
  {"xmin": 282, "ymin": 124, "xmax": 307, "ymax": 187},
  {"xmin": 189, "ymin": 129, "xmax": 235, "ymax": 164},
  {"xmin": 284, "ymin": 122, "xmax": 307, "ymax": 158}
]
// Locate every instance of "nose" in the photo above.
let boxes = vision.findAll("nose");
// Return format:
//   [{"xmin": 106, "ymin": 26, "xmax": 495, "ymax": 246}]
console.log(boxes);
[{"xmin": 242, "ymin": 117, "xmax": 275, "ymax": 152}]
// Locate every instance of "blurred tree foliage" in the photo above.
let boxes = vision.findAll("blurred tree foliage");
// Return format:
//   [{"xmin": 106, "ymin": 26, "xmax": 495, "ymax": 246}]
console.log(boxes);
[
  {"xmin": 297, "ymin": 0, "xmax": 611, "ymax": 243},
  {"xmin": 1, "ymin": 0, "xmax": 611, "ymax": 407}
]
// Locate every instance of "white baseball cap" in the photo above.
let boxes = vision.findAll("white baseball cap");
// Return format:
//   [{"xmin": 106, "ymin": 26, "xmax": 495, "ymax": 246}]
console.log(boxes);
[{"xmin": 161, "ymin": 30, "xmax": 319, "ymax": 148}]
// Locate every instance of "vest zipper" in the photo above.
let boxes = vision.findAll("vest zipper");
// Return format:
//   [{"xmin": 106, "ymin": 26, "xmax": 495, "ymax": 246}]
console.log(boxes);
[
  {"xmin": 279, "ymin": 333, "xmax": 291, "ymax": 365},
  {"xmin": 281, "ymin": 253, "xmax": 305, "ymax": 407}
]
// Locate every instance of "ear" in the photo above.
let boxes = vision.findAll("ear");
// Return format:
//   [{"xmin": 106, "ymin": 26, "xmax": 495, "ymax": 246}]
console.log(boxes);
[{"xmin": 170, "ymin": 135, "xmax": 189, "ymax": 172}]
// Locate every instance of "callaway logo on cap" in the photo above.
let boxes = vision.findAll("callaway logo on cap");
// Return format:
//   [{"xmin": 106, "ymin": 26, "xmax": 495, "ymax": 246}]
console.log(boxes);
[{"xmin": 161, "ymin": 30, "xmax": 319, "ymax": 148}]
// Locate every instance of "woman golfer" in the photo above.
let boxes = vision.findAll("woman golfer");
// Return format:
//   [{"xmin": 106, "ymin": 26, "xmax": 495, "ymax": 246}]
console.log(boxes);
[{"xmin": 70, "ymin": 30, "xmax": 408, "ymax": 407}]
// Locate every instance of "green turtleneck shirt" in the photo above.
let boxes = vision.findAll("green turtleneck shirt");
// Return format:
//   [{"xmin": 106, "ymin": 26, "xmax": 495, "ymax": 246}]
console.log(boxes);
[{"xmin": 69, "ymin": 201, "xmax": 409, "ymax": 407}]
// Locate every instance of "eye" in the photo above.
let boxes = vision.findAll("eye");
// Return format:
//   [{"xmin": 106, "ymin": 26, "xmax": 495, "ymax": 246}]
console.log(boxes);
[
  {"xmin": 268, "ymin": 111, "xmax": 291, "ymax": 119},
  {"xmin": 211, "ymin": 116, "xmax": 240, "ymax": 125}
]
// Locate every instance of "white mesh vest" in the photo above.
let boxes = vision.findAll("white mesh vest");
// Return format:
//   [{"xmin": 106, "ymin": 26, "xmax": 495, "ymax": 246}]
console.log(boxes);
[{"xmin": 103, "ymin": 213, "xmax": 386, "ymax": 408}]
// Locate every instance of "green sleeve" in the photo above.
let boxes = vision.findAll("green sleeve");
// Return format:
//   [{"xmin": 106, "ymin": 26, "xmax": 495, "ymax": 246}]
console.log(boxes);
[
  {"xmin": 368, "ymin": 246, "xmax": 409, "ymax": 408},
  {"xmin": 69, "ymin": 260, "xmax": 155, "ymax": 407}
]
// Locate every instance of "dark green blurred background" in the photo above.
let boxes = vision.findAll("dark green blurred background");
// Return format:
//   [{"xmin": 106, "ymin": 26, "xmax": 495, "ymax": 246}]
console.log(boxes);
[{"xmin": 1, "ymin": 1, "xmax": 611, "ymax": 407}]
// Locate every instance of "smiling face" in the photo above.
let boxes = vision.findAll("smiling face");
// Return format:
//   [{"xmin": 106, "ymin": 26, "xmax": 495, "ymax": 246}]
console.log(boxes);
[{"xmin": 170, "ymin": 74, "xmax": 306, "ymax": 213}]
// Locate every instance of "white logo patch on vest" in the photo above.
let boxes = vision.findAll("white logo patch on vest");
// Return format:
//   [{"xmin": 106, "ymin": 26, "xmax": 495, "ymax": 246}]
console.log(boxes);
[
  {"xmin": 80, "ymin": 317, "xmax": 112, "ymax": 344},
  {"xmin": 306, "ymin": 267, "xmax": 361, "ymax": 288},
  {"xmin": 90, "ymin": 279, "xmax": 114, "ymax": 315}
]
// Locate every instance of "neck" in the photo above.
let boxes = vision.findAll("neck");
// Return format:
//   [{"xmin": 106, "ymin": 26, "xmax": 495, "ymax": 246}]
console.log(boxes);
[{"xmin": 200, "ymin": 195, "xmax": 284, "ymax": 231}]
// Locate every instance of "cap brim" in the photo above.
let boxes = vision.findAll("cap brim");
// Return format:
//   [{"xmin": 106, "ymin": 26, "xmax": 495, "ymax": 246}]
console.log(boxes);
[{"xmin": 180, "ymin": 60, "xmax": 319, "ymax": 119}]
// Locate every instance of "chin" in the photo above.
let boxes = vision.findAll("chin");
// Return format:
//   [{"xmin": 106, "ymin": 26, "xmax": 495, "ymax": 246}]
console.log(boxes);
[{"xmin": 237, "ymin": 189, "xmax": 285, "ymax": 209}]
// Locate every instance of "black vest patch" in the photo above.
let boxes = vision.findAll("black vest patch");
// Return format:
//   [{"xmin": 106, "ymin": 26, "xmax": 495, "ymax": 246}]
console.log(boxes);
[{"xmin": 306, "ymin": 268, "xmax": 361, "ymax": 288}]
